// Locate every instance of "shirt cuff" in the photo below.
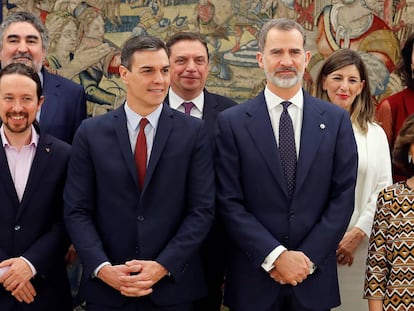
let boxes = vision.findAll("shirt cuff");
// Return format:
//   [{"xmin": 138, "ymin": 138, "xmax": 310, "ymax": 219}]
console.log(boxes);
[
  {"xmin": 94, "ymin": 261, "xmax": 111, "ymax": 277},
  {"xmin": 261, "ymin": 245, "xmax": 287, "ymax": 272},
  {"xmin": 20, "ymin": 256, "xmax": 36, "ymax": 277}
]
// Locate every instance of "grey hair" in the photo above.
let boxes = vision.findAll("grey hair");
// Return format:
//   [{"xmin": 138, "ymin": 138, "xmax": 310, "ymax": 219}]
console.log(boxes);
[
  {"xmin": 258, "ymin": 18, "xmax": 306, "ymax": 52},
  {"xmin": 0, "ymin": 11, "xmax": 49, "ymax": 51}
]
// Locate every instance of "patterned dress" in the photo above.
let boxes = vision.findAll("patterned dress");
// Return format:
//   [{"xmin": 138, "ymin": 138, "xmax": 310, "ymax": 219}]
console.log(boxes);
[{"xmin": 364, "ymin": 181, "xmax": 414, "ymax": 310}]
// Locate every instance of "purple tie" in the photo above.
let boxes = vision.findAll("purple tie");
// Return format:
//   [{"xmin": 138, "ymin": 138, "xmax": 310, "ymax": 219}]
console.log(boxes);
[
  {"xmin": 183, "ymin": 102, "xmax": 195, "ymax": 115},
  {"xmin": 279, "ymin": 101, "xmax": 297, "ymax": 199}
]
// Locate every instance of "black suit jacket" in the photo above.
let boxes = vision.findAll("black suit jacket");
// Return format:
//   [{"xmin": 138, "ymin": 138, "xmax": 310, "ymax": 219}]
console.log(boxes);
[
  {"xmin": 64, "ymin": 103, "xmax": 215, "ymax": 307},
  {"xmin": 0, "ymin": 130, "xmax": 72, "ymax": 311},
  {"xmin": 40, "ymin": 69, "xmax": 87, "ymax": 144}
]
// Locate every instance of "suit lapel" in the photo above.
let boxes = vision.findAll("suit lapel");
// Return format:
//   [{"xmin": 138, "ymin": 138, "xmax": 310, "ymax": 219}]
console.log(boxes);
[
  {"xmin": 112, "ymin": 106, "xmax": 140, "ymax": 188},
  {"xmin": 144, "ymin": 104, "xmax": 173, "ymax": 191},
  {"xmin": 295, "ymin": 93, "xmax": 326, "ymax": 193},
  {"xmin": 202, "ymin": 90, "xmax": 218, "ymax": 127},
  {"xmin": 17, "ymin": 135, "xmax": 52, "ymax": 219},
  {"xmin": 0, "ymin": 138, "xmax": 19, "ymax": 206},
  {"xmin": 246, "ymin": 93, "xmax": 287, "ymax": 194},
  {"xmin": 39, "ymin": 69, "xmax": 60, "ymax": 132}
]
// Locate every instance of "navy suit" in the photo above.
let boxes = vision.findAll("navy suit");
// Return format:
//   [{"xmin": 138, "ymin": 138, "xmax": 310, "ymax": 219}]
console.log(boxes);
[
  {"xmin": 0, "ymin": 129, "xmax": 72, "ymax": 311},
  {"xmin": 166, "ymin": 89, "xmax": 236, "ymax": 311},
  {"xmin": 40, "ymin": 69, "xmax": 86, "ymax": 144},
  {"xmin": 64, "ymin": 103, "xmax": 214, "ymax": 308},
  {"xmin": 215, "ymin": 91, "xmax": 358, "ymax": 311}
]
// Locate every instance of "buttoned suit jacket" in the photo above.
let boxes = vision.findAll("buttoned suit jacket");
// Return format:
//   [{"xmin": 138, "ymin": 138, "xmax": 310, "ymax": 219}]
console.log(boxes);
[
  {"xmin": 0, "ymin": 129, "xmax": 72, "ymax": 311},
  {"xmin": 165, "ymin": 89, "xmax": 236, "ymax": 310},
  {"xmin": 215, "ymin": 90, "xmax": 358, "ymax": 311},
  {"xmin": 40, "ymin": 68, "xmax": 86, "ymax": 144},
  {"xmin": 64, "ymin": 103, "xmax": 215, "ymax": 308}
]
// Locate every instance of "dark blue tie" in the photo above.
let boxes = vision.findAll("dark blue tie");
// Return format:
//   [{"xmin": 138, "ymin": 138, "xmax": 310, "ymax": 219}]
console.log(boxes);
[{"xmin": 279, "ymin": 101, "xmax": 297, "ymax": 199}]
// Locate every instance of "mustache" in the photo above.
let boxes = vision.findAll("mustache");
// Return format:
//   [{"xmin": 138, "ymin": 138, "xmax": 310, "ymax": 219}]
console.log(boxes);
[
  {"xmin": 12, "ymin": 53, "xmax": 33, "ymax": 61},
  {"xmin": 273, "ymin": 67, "xmax": 297, "ymax": 74},
  {"xmin": 6, "ymin": 112, "xmax": 29, "ymax": 118}
]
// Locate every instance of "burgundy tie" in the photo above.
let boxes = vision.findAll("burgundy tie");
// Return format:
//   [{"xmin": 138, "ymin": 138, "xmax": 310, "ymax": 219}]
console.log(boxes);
[
  {"xmin": 183, "ymin": 102, "xmax": 195, "ymax": 115},
  {"xmin": 135, "ymin": 118, "xmax": 149, "ymax": 189}
]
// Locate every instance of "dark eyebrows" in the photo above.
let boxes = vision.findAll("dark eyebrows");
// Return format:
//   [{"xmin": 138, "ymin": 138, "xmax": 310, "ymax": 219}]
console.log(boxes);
[{"xmin": 6, "ymin": 34, "xmax": 40, "ymax": 41}]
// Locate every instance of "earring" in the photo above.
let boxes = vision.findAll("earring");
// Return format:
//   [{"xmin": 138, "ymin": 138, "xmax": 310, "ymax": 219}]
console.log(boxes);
[
  {"xmin": 409, "ymin": 154, "xmax": 412, "ymax": 164},
  {"xmin": 411, "ymin": 66, "xmax": 414, "ymax": 79}
]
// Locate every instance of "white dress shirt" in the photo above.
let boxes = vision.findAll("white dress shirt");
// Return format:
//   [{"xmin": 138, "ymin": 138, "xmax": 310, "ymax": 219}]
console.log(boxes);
[
  {"xmin": 261, "ymin": 86, "xmax": 304, "ymax": 272},
  {"xmin": 168, "ymin": 88, "xmax": 204, "ymax": 119}
]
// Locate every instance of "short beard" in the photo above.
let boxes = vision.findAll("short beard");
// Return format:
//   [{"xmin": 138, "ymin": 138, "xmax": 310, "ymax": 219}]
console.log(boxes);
[
  {"xmin": 265, "ymin": 69, "xmax": 303, "ymax": 89},
  {"xmin": 4, "ymin": 113, "xmax": 30, "ymax": 133}
]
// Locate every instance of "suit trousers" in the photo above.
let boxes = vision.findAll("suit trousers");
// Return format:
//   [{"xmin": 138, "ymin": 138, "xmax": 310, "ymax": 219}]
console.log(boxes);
[
  {"xmin": 273, "ymin": 286, "xmax": 330, "ymax": 311},
  {"xmin": 230, "ymin": 286, "xmax": 330, "ymax": 311},
  {"xmin": 86, "ymin": 299, "xmax": 192, "ymax": 311}
]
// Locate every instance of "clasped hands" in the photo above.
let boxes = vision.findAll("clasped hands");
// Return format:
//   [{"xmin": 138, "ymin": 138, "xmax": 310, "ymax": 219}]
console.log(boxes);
[
  {"xmin": 269, "ymin": 250, "xmax": 312, "ymax": 286},
  {"xmin": 0, "ymin": 257, "xmax": 36, "ymax": 304},
  {"xmin": 97, "ymin": 260, "xmax": 168, "ymax": 297}
]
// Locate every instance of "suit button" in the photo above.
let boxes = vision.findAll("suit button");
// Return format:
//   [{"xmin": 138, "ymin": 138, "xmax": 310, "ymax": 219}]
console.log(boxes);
[
  {"xmin": 137, "ymin": 216, "xmax": 144, "ymax": 221},
  {"xmin": 289, "ymin": 210, "xmax": 294, "ymax": 218},
  {"xmin": 14, "ymin": 225, "xmax": 20, "ymax": 231}
]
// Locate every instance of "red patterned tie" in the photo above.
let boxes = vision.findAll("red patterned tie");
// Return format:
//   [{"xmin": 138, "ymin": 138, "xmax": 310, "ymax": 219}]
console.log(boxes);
[{"xmin": 135, "ymin": 118, "xmax": 149, "ymax": 189}]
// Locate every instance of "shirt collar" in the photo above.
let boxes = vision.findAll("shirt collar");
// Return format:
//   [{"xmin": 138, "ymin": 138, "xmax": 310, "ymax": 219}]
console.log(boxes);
[
  {"xmin": 1, "ymin": 124, "xmax": 39, "ymax": 148},
  {"xmin": 124, "ymin": 102, "xmax": 163, "ymax": 131},
  {"xmin": 264, "ymin": 86, "xmax": 304, "ymax": 111},
  {"xmin": 168, "ymin": 88, "xmax": 204, "ymax": 113}
]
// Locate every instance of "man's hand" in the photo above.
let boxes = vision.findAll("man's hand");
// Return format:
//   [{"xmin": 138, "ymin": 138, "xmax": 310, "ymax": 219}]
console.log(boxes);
[
  {"xmin": 270, "ymin": 250, "xmax": 310, "ymax": 286},
  {"xmin": 97, "ymin": 264, "xmax": 135, "ymax": 292},
  {"xmin": 12, "ymin": 281, "xmax": 36, "ymax": 304},
  {"xmin": 0, "ymin": 258, "xmax": 33, "ymax": 292},
  {"xmin": 118, "ymin": 260, "xmax": 168, "ymax": 297},
  {"xmin": 0, "ymin": 258, "xmax": 36, "ymax": 303},
  {"xmin": 65, "ymin": 244, "xmax": 78, "ymax": 265}
]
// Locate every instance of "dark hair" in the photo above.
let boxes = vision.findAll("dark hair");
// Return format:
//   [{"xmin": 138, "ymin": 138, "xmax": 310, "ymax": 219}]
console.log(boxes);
[
  {"xmin": 0, "ymin": 63, "xmax": 43, "ymax": 100},
  {"xmin": 314, "ymin": 49, "xmax": 374, "ymax": 133},
  {"xmin": 0, "ymin": 63, "xmax": 42, "ymax": 100},
  {"xmin": 258, "ymin": 18, "xmax": 306, "ymax": 52},
  {"xmin": 0, "ymin": 11, "xmax": 48, "ymax": 51},
  {"xmin": 397, "ymin": 32, "xmax": 414, "ymax": 89},
  {"xmin": 393, "ymin": 113, "xmax": 414, "ymax": 176},
  {"xmin": 121, "ymin": 35, "xmax": 167, "ymax": 70},
  {"xmin": 166, "ymin": 32, "xmax": 209, "ymax": 61}
]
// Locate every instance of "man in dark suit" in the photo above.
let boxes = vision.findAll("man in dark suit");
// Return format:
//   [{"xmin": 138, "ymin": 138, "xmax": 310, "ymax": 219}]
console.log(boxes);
[
  {"xmin": 0, "ymin": 63, "xmax": 72, "ymax": 310},
  {"xmin": 0, "ymin": 12, "xmax": 87, "ymax": 305},
  {"xmin": 215, "ymin": 18, "xmax": 358, "ymax": 311},
  {"xmin": 165, "ymin": 32, "xmax": 236, "ymax": 311},
  {"xmin": 0, "ymin": 11, "xmax": 86, "ymax": 144},
  {"xmin": 64, "ymin": 35, "xmax": 214, "ymax": 311}
]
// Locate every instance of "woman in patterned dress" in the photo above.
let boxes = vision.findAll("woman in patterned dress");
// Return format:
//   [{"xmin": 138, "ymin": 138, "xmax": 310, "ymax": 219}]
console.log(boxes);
[
  {"xmin": 365, "ymin": 113, "xmax": 414, "ymax": 310},
  {"xmin": 314, "ymin": 48, "xmax": 392, "ymax": 311}
]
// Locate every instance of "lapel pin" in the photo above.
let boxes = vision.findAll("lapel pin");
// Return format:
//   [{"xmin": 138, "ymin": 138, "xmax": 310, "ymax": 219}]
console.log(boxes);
[
  {"xmin": 45, "ymin": 147, "xmax": 50, "ymax": 153},
  {"xmin": 320, "ymin": 123, "xmax": 326, "ymax": 130}
]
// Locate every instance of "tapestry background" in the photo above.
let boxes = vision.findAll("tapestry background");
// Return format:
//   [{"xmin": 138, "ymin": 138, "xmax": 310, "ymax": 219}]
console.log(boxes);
[{"xmin": 2, "ymin": 0, "xmax": 413, "ymax": 116}]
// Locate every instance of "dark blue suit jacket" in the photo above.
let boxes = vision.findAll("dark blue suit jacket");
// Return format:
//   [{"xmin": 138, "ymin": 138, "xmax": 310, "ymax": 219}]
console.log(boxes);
[
  {"xmin": 215, "ymin": 90, "xmax": 358, "ymax": 311},
  {"xmin": 0, "ymin": 130, "xmax": 72, "ymax": 311},
  {"xmin": 40, "ymin": 69, "xmax": 86, "ymax": 144},
  {"xmin": 64, "ymin": 103, "xmax": 215, "ymax": 307},
  {"xmin": 165, "ymin": 89, "xmax": 237, "ymax": 138}
]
